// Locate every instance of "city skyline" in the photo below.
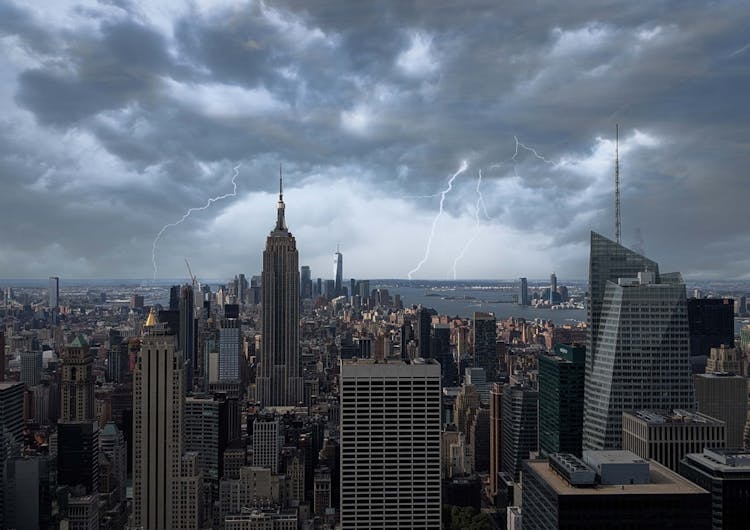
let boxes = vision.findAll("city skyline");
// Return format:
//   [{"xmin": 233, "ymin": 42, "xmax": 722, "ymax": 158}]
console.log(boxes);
[{"xmin": 1, "ymin": 2, "xmax": 748, "ymax": 280}]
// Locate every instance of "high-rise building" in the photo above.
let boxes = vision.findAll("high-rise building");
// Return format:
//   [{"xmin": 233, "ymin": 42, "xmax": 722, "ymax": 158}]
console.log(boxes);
[
  {"xmin": 301, "ymin": 266, "xmax": 312, "ymax": 299},
  {"xmin": 415, "ymin": 307, "xmax": 433, "ymax": 359},
  {"xmin": 501, "ymin": 384, "xmax": 538, "ymax": 480},
  {"xmin": 130, "ymin": 294, "xmax": 145, "ymax": 310},
  {"xmin": 622, "ymin": 410, "xmax": 726, "ymax": 472},
  {"xmin": 538, "ymin": 343, "xmax": 585, "ymax": 457},
  {"xmin": 584, "ymin": 234, "xmax": 694, "ymax": 450},
  {"xmin": 219, "ymin": 318, "xmax": 241, "ymax": 382},
  {"xmin": 99, "ymin": 422, "xmax": 128, "ymax": 507},
  {"xmin": 469, "ymin": 407, "xmax": 490, "ymax": 472},
  {"xmin": 340, "ymin": 359, "xmax": 441, "ymax": 529},
  {"xmin": 252, "ymin": 415, "xmax": 282, "ymax": 473},
  {"xmin": 58, "ymin": 421, "xmax": 100, "ymax": 494},
  {"xmin": 4, "ymin": 455, "xmax": 54, "ymax": 530},
  {"xmin": 132, "ymin": 312, "xmax": 202, "ymax": 529},
  {"xmin": 585, "ymin": 231, "xmax": 658, "ymax": 383},
  {"xmin": 48, "ymin": 276, "xmax": 59, "ymax": 308},
  {"xmin": 688, "ymin": 298, "xmax": 735, "ymax": 370},
  {"xmin": 705, "ymin": 344, "xmax": 743, "ymax": 374},
  {"xmin": 179, "ymin": 285, "xmax": 196, "ymax": 388},
  {"xmin": 0, "ymin": 330, "xmax": 5, "ymax": 382},
  {"xmin": 60, "ymin": 335, "xmax": 94, "ymax": 422},
  {"xmin": 680, "ymin": 448, "xmax": 750, "ymax": 530},
  {"xmin": 20, "ymin": 350, "xmax": 42, "ymax": 387},
  {"xmin": 472, "ymin": 312, "xmax": 497, "ymax": 379},
  {"xmin": 324, "ymin": 279, "xmax": 336, "ymax": 300},
  {"xmin": 695, "ymin": 371, "xmax": 747, "ymax": 449},
  {"xmin": 465, "ymin": 367, "xmax": 490, "ymax": 404},
  {"xmin": 334, "ymin": 246, "xmax": 343, "ymax": 296},
  {"xmin": 432, "ymin": 324, "xmax": 457, "ymax": 386},
  {"xmin": 358, "ymin": 280, "xmax": 370, "ymax": 305},
  {"xmin": 522, "ymin": 451, "xmax": 711, "ymax": 529},
  {"xmin": 257, "ymin": 174, "xmax": 302, "ymax": 407},
  {"xmin": 550, "ymin": 273, "xmax": 557, "ymax": 303},
  {"xmin": 519, "ymin": 277, "xmax": 529, "ymax": 306},
  {"xmin": 0, "ymin": 382, "xmax": 24, "ymax": 528},
  {"xmin": 185, "ymin": 396, "xmax": 227, "ymax": 503},
  {"xmin": 489, "ymin": 383, "xmax": 503, "ymax": 496}
]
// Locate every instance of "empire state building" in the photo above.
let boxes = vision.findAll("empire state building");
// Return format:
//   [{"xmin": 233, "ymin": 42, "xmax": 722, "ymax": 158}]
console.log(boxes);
[{"xmin": 257, "ymin": 171, "xmax": 303, "ymax": 406}]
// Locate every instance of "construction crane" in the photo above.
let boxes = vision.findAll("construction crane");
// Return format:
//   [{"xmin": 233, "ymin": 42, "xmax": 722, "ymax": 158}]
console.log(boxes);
[{"xmin": 185, "ymin": 258, "xmax": 199, "ymax": 290}]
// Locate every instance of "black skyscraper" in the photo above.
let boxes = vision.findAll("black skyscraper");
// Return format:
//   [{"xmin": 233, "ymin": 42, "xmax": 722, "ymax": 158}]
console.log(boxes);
[
  {"xmin": 415, "ymin": 307, "xmax": 434, "ymax": 358},
  {"xmin": 58, "ymin": 422, "xmax": 99, "ymax": 494},
  {"xmin": 179, "ymin": 285, "xmax": 196, "ymax": 388},
  {"xmin": 687, "ymin": 298, "xmax": 735, "ymax": 372},
  {"xmin": 169, "ymin": 285, "xmax": 180, "ymax": 311}
]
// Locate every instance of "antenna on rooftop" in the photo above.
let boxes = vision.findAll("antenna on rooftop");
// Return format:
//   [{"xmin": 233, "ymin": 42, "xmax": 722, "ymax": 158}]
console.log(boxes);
[{"xmin": 615, "ymin": 124, "xmax": 621, "ymax": 244}]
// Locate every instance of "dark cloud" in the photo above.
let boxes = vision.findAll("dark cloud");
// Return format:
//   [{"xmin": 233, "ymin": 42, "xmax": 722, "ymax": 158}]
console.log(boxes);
[{"xmin": 0, "ymin": 0, "xmax": 747, "ymax": 279}]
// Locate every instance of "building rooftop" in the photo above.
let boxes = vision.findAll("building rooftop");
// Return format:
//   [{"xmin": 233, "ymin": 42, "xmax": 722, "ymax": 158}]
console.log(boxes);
[
  {"xmin": 628, "ymin": 409, "xmax": 725, "ymax": 426},
  {"xmin": 0, "ymin": 381, "xmax": 24, "ymax": 391},
  {"xmin": 685, "ymin": 448, "xmax": 750, "ymax": 470},
  {"xmin": 527, "ymin": 453, "xmax": 707, "ymax": 496}
]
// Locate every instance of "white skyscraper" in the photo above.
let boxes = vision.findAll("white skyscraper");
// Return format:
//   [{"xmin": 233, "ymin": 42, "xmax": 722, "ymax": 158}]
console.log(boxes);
[
  {"xmin": 252, "ymin": 415, "xmax": 282, "ymax": 474},
  {"xmin": 340, "ymin": 358, "xmax": 442, "ymax": 529},
  {"xmin": 583, "ymin": 253, "xmax": 695, "ymax": 450}
]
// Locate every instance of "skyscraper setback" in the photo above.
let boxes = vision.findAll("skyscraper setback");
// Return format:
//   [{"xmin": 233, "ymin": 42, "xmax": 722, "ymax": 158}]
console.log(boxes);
[{"xmin": 257, "ymin": 173, "xmax": 303, "ymax": 407}]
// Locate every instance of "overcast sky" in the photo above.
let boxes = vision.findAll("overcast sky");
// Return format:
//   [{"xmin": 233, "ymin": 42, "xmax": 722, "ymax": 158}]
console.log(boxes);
[{"xmin": 1, "ymin": 0, "xmax": 748, "ymax": 281}]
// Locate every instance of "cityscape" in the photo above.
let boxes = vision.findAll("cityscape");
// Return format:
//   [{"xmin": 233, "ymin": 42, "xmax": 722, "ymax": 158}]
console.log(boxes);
[{"xmin": 2, "ymin": 1, "xmax": 750, "ymax": 530}]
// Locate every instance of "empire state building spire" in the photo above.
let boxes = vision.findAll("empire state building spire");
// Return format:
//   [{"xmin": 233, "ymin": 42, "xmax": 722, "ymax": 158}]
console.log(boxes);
[
  {"xmin": 275, "ymin": 164, "xmax": 287, "ymax": 231},
  {"xmin": 258, "ymin": 164, "xmax": 302, "ymax": 406}
]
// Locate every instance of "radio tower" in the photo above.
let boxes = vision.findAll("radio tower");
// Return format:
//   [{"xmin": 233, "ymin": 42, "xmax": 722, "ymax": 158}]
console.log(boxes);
[{"xmin": 615, "ymin": 124, "xmax": 621, "ymax": 244}]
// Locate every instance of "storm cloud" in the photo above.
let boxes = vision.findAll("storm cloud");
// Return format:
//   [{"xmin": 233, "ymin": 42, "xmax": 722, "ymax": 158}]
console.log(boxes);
[{"xmin": 0, "ymin": 0, "xmax": 748, "ymax": 280}]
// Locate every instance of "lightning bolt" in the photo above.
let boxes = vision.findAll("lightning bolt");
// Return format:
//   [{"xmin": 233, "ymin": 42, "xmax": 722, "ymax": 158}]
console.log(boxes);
[
  {"xmin": 450, "ymin": 169, "xmax": 485, "ymax": 279},
  {"xmin": 151, "ymin": 163, "xmax": 241, "ymax": 280},
  {"xmin": 408, "ymin": 160, "xmax": 469, "ymax": 280},
  {"xmin": 490, "ymin": 135, "xmax": 553, "ymax": 178}
]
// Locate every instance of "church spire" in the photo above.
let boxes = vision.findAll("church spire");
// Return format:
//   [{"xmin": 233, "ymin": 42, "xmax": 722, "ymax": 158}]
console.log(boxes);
[{"xmin": 275, "ymin": 164, "xmax": 287, "ymax": 231}]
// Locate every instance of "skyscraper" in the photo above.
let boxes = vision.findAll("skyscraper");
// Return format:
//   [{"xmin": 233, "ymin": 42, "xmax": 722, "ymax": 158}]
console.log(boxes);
[
  {"xmin": 333, "ymin": 246, "xmax": 343, "ymax": 296},
  {"xmin": 695, "ymin": 349, "xmax": 747, "ymax": 448},
  {"xmin": 179, "ymin": 285, "xmax": 196, "ymax": 389},
  {"xmin": 257, "ymin": 172, "xmax": 303, "ymax": 407},
  {"xmin": 472, "ymin": 312, "xmax": 497, "ymax": 380},
  {"xmin": 0, "ymin": 382, "xmax": 24, "ymax": 528},
  {"xmin": 218, "ymin": 318, "xmax": 241, "ymax": 382},
  {"xmin": 48, "ymin": 276, "xmax": 59, "ymax": 308},
  {"xmin": 501, "ymin": 383, "xmax": 538, "ymax": 480},
  {"xmin": 539, "ymin": 343, "xmax": 585, "ymax": 457},
  {"xmin": 489, "ymin": 383, "xmax": 503, "ymax": 496},
  {"xmin": 300, "ymin": 265, "xmax": 312, "ymax": 299},
  {"xmin": 519, "ymin": 277, "xmax": 529, "ymax": 306},
  {"xmin": 132, "ymin": 312, "xmax": 202, "ymax": 529},
  {"xmin": 415, "ymin": 307, "xmax": 433, "ymax": 358},
  {"xmin": 550, "ymin": 273, "xmax": 557, "ymax": 303},
  {"xmin": 57, "ymin": 334, "xmax": 101, "ymax": 527},
  {"xmin": 583, "ymin": 236, "xmax": 694, "ymax": 450},
  {"xmin": 586, "ymin": 231, "xmax": 658, "ymax": 368},
  {"xmin": 60, "ymin": 335, "xmax": 94, "ymax": 422},
  {"xmin": 20, "ymin": 351, "xmax": 42, "ymax": 387},
  {"xmin": 0, "ymin": 331, "xmax": 5, "ymax": 382},
  {"xmin": 340, "ymin": 359, "xmax": 441, "ymax": 529}
]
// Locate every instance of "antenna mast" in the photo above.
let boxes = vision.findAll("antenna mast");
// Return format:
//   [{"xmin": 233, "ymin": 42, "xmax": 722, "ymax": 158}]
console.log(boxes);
[{"xmin": 615, "ymin": 124, "xmax": 621, "ymax": 244}]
